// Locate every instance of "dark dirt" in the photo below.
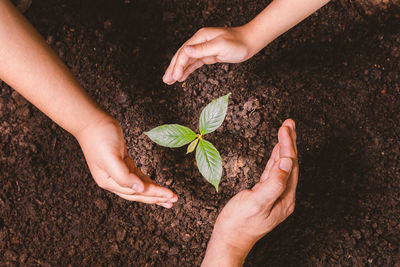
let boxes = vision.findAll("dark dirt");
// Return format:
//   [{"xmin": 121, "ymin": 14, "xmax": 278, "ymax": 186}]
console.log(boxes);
[{"xmin": 1, "ymin": 0, "xmax": 399, "ymax": 266}]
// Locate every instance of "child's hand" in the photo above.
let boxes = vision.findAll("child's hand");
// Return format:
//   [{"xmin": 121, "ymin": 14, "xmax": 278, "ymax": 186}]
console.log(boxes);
[
  {"xmin": 163, "ymin": 27, "xmax": 253, "ymax": 85},
  {"xmin": 202, "ymin": 119, "xmax": 298, "ymax": 266},
  {"xmin": 76, "ymin": 116, "xmax": 178, "ymax": 208}
]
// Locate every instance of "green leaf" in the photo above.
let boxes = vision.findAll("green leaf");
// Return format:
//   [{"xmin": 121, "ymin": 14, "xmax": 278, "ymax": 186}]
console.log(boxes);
[
  {"xmin": 199, "ymin": 93, "xmax": 231, "ymax": 135},
  {"xmin": 186, "ymin": 138, "xmax": 199, "ymax": 154},
  {"xmin": 195, "ymin": 139, "xmax": 222, "ymax": 191},
  {"xmin": 144, "ymin": 124, "xmax": 196, "ymax": 148}
]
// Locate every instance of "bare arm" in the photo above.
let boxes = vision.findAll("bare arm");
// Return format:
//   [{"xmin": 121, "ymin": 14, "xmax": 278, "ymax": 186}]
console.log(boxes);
[
  {"xmin": 0, "ymin": 0, "xmax": 177, "ymax": 207},
  {"xmin": 0, "ymin": 0, "xmax": 104, "ymax": 136},
  {"xmin": 243, "ymin": 0, "xmax": 331, "ymax": 56},
  {"xmin": 163, "ymin": 0, "xmax": 330, "ymax": 84}
]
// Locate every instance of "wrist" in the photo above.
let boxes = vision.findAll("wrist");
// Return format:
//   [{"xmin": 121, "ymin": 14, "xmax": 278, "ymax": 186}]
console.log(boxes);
[
  {"xmin": 73, "ymin": 110, "xmax": 115, "ymax": 142},
  {"xmin": 235, "ymin": 24, "xmax": 263, "ymax": 59},
  {"xmin": 202, "ymin": 232, "xmax": 251, "ymax": 267}
]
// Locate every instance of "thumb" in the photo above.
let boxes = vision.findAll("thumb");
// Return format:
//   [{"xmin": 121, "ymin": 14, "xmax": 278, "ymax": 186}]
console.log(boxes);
[
  {"xmin": 184, "ymin": 38, "xmax": 223, "ymax": 59},
  {"xmin": 105, "ymin": 154, "xmax": 145, "ymax": 192},
  {"xmin": 252, "ymin": 158, "xmax": 293, "ymax": 208}
]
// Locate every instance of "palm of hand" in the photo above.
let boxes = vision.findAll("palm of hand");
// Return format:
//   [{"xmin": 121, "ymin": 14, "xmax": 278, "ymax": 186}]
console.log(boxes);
[
  {"xmin": 77, "ymin": 117, "xmax": 177, "ymax": 208},
  {"xmin": 211, "ymin": 120, "xmax": 298, "ymax": 253}
]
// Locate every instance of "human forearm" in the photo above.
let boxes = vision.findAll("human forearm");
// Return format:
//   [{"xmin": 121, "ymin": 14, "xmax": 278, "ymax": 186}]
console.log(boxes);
[
  {"xmin": 0, "ymin": 0, "xmax": 179, "ymax": 205},
  {"xmin": 202, "ymin": 233, "xmax": 250, "ymax": 267},
  {"xmin": 0, "ymin": 0, "xmax": 108, "ymax": 137},
  {"xmin": 241, "ymin": 0, "xmax": 330, "ymax": 56}
]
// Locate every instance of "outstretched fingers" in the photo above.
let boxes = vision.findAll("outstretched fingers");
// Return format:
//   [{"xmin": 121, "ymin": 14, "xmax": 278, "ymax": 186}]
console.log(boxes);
[
  {"xmin": 252, "ymin": 158, "xmax": 293, "ymax": 211},
  {"xmin": 260, "ymin": 119, "xmax": 296, "ymax": 183},
  {"xmin": 260, "ymin": 143, "xmax": 279, "ymax": 182},
  {"xmin": 279, "ymin": 119, "xmax": 297, "ymax": 158},
  {"xmin": 163, "ymin": 52, "xmax": 179, "ymax": 84},
  {"xmin": 253, "ymin": 119, "xmax": 298, "ymax": 213},
  {"xmin": 125, "ymin": 157, "xmax": 177, "ymax": 200},
  {"xmin": 163, "ymin": 28, "xmax": 224, "ymax": 84},
  {"xmin": 278, "ymin": 119, "xmax": 298, "ymax": 202},
  {"xmin": 180, "ymin": 60, "xmax": 204, "ymax": 82},
  {"xmin": 183, "ymin": 37, "xmax": 224, "ymax": 60},
  {"xmin": 105, "ymin": 153, "xmax": 145, "ymax": 192},
  {"xmin": 115, "ymin": 193, "xmax": 177, "ymax": 205},
  {"xmin": 103, "ymin": 154, "xmax": 178, "ymax": 207}
]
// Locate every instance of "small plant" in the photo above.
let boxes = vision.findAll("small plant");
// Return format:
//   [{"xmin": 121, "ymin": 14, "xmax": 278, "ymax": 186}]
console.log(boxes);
[{"xmin": 144, "ymin": 93, "xmax": 231, "ymax": 191}]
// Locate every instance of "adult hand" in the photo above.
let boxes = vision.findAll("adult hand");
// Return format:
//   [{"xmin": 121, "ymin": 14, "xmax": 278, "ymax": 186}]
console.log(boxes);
[
  {"xmin": 202, "ymin": 119, "xmax": 298, "ymax": 266},
  {"xmin": 163, "ymin": 27, "xmax": 254, "ymax": 85},
  {"xmin": 76, "ymin": 116, "xmax": 178, "ymax": 208}
]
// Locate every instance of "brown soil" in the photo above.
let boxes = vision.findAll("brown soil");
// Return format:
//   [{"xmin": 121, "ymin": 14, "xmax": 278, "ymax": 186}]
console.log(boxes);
[{"xmin": 0, "ymin": 0, "xmax": 399, "ymax": 266}]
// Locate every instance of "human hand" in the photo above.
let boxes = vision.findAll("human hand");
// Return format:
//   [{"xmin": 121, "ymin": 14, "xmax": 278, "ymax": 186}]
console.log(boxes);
[
  {"xmin": 75, "ymin": 116, "xmax": 178, "ymax": 208},
  {"xmin": 163, "ymin": 27, "xmax": 254, "ymax": 85},
  {"xmin": 202, "ymin": 119, "xmax": 298, "ymax": 266}
]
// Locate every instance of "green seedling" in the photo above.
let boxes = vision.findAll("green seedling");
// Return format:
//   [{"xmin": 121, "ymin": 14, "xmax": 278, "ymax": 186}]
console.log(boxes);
[{"xmin": 144, "ymin": 93, "xmax": 231, "ymax": 191}]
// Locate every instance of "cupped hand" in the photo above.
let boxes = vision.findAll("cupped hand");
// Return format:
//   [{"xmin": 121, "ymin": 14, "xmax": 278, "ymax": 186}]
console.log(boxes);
[
  {"xmin": 202, "ymin": 119, "xmax": 298, "ymax": 266},
  {"xmin": 75, "ymin": 116, "xmax": 178, "ymax": 208},
  {"xmin": 163, "ymin": 27, "xmax": 253, "ymax": 85}
]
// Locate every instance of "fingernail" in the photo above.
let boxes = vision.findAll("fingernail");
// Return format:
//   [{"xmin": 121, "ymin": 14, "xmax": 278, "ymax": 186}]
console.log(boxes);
[
  {"xmin": 184, "ymin": 45, "xmax": 193, "ymax": 54},
  {"xmin": 132, "ymin": 184, "xmax": 137, "ymax": 191},
  {"xmin": 279, "ymin": 158, "xmax": 293, "ymax": 173},
  {"xmin": 292, "ymin": 121, "xmax": 296, "ymax": 130}
]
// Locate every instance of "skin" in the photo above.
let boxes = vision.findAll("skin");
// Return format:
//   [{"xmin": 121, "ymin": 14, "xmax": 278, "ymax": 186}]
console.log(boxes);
[
  {"xmin": 163, "ymin": 2, "xmax": 329, "ymax": 250},
  {"xmin": 202, "ymin": 119, "xmax": 298, "ymax": 266},
  {"xmin": 0, "ymin": 0, "xmax": 177, "ymax": 208},
  {"xmin": 163, "ymin": 0, "xmax": 331, "ymax": 84},
  {"xmin": 1, "ymin": 0, "xmax": 316, "ymax": 264}
]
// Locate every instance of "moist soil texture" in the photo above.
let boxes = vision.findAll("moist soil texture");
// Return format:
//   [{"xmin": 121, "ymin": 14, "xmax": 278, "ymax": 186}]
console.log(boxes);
[{"xmin": 1, "ymin": 0, "xmax": 399, "ymax": 266}]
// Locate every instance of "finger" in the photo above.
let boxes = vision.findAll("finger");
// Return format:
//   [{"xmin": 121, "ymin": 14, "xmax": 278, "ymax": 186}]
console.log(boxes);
[
  {"xmin": 260, "ymin": 119, "xmax": 296, "ymax": 183},
  {"xmin": 125, "ymin": 157, "xmax": 177, "ymax": 200},
  {"xmin": 183, "ymin": 37, "xmax": 225, "ymax": 59},
  {"xmin": 173, "ymin": 37, "xmax": 225, "ymax": 81},
  {"xmin": 200, "ymin": 55, "xmax": 219, "ymax": 65},
  {"xmin": 190, "ymin": 27, "xmax": 224, "ymax": 43},
  {"xmin": 177, "ymin": 56, "xmax": 199, "ymax": 81},
  {"xmin": 172, "ymin": 47, "xmax": 193, "ymax": 81},
  {"xmin": 170, "ymin": 48, "xmax": 200, "ymax": 83},
  {"xmin": 282, "ymin": 119, "xmax": 296, "ymax": 137},
  {"xmin": 164, "ymin": 28, "xmax": 223, "ymax": 84},
  {"xmin": 252, "ymin": 158, "xmax": 293, "ymax": 210},
  {"xmin": 260, "ymin": 144, "xmax": 279, "ymax": 182},
  {"xmin": 282, "ymin": 119, "xmax": 297, "ymax": 154},
  {"xmin": 157, "ymin": 202, "xmax": 174, "ymax": 209},
  {"xmin": 105, "ymin": 154, "xmax": 145, "ymax": 192},
  {"xmin": 171, "ymin": 51, "xmax": 202, "ymax": 83},
  {"xmin": 104, "ymin": 176, "xmax": 138, "ymax": 195},
  {"xmin": 278, "ymin": 126, "xmax": 296, "ymax": 159},
  {"xmin": 279, "ymin": 160, "xmax": 299, "ymax": 202},
  {"xmin": 180, "ymin": 60, "xmax": 204, "ymax": 82},
  {"xmin": 115, "ymin": 192, "xmax": 177, "ymax": 204},
  {"xmin": 278, "ymin": 120, "xmax": 299, "ymax": 202},
  {"xmin": 141, "ymin": 179, "xmax": 177, "ymax": 199},
  {"xmin": 163, "ymin": 51, "xmax": 179, "ymax": 84}
]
